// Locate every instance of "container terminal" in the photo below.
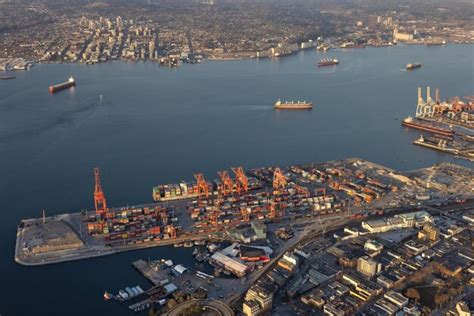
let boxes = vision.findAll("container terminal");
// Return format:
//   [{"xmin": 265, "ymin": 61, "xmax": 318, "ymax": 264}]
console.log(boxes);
[
  {"xmin": 15, "ymin": 158, "xmax": 473, "ymax": 269},
  {"xmin": 402, "ymin": 87, "xmax": 473, "ymax": 161},
  {"xmin": 95, "ymin": 161, "xmax": 472, "ymax": 315}
]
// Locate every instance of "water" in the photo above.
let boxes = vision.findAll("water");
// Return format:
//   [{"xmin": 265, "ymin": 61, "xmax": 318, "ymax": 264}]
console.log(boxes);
[{"xmin": 0, "ymin": 44, "xmax": 473, "ymax": 315}]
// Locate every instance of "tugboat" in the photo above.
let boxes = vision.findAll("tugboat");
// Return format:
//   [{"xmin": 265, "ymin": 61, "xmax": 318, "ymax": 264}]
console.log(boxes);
[
  {"xmin": 406, "ymin": 63, "xmax": 421, "ymax": 70},
  {"xmin": 103, "ymin": 291, "xmax": 113, "ymax": 301},
  {"xmin": 274, "ymin": 99, "xmax": 313, "ymax": 110}
]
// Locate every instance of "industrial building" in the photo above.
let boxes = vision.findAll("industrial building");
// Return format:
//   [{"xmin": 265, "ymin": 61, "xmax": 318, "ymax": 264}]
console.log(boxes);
[
  {"xmin": 364, "ymin": 240, "xmax": 384, "ymax": 253},
  {"xmin": 384, "ymin": 290, "xmax": 409, "ymax": 308},
  {"xmin": 210, "ymin": 252, "xmax": 249, "ymax": 277},
  {"xmin": 362, "ymin": 211, "xmax": 432, "ymax": 233}
]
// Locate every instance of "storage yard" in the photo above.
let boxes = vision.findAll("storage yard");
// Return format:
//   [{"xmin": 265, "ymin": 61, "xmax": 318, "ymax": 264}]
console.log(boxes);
[{"xmin": 15, "ymin": 158, "xmax": 473, "ymax": 267}]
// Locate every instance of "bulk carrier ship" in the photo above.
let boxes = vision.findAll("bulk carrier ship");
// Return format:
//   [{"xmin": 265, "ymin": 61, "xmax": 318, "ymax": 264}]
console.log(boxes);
[
  {"xmin": 402, "ymin": 116, "xmax": 455, "ymax": 137},
  {"xmin": 49, "ymin": 76, "xmax": 75, "ymax": 93},
  {"xmin": 274, "ymin": 99, "xmax": 313, "ymax": 110},
  {"xmin": 318, "ymin": 58, "xmax": 339, "ymax": 67}
]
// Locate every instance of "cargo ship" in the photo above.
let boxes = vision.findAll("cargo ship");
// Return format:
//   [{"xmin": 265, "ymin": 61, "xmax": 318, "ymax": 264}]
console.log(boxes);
[
  {"xmin": 406, "ymin": 63, "xmax": 421, "ymax": 70},
  {"xmin": 402, "ymin": 116, "xmax": 454, "ymax": 137},
  {"xmin": 49, "ymin": 76, "xmax": 75, "ymax": 93},
  {"xmin": 318, "ymin": 58, "xmax": 339, "ymax": 67},
  {"xmin": 274, "ymin": 99, "xmax": 313, "ymax": 110},
  {"xmin": 153, "ymin": 177, "xmax": 262, "ymax": 202}
]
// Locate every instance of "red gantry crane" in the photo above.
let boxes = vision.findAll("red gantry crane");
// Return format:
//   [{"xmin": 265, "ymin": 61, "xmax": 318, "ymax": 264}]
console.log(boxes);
[
  {"xmin": 194, "ymin": 173, "xmax": 209, "ymax": 199},
  {"xmin": 241, "ymin": 207, "xmax": 250, "ymax": 222},
  {"xmin": 168, "ymin": 225, "xmax": 177, "ymax": 239},
  {"xmin": 273, "ymin": 168, "xmax": 287, "ymax": 191},
  {"xmin": 210, "ymin": 198, "xmax": 221, "ymax": 226},
  {"xmin": 93, "ymin": 167, "xmax": 107, "ymax": 216},
  {"xmin": 232, "ymin": 167, "xmax": 249, "ymax": 194},
  {"xmin": 268, "ymin": 199, "xmax": 277, "ymax": 219},
  {"xmin": 218, "ymin": 170, "xmax": 233, "ymax": 196}
]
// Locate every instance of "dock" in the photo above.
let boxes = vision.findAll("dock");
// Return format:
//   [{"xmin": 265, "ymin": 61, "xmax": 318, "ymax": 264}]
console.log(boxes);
[{"xmin": 132, "ymin": 259, "xmax": 163, "ymax": 285}]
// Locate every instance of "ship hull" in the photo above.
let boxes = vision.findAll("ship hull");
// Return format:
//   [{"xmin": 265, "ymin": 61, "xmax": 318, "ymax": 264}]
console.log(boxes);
[
  {"xmin": 318, "ymin": 62, "xmax": 339, "ymax": 67},
  {"xmin": 406, "ymin": 64, "xmax": 421, "ymax": 70},
  {"xmin": 275, "ymin": 105, "xmax": 312, "ymax": 110},
  {"xmin": 402, "ymin": 121, "xmax": 454, "ymax": 137},
  {"xmin": 49, "ymin": 81, "xmax": 75, "ymax": 93}
]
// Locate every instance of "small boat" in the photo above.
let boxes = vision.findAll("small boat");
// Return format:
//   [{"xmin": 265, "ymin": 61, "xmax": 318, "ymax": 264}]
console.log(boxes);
[
  {"xmin": 174, "ymin": 243, "xmax": 183, "ymax": 248},
  {"xmin": 406, "ymin": 63, "xmax": 421, "ymax": 70},
  {"xmin": 103, "ymin": 291, "xmax": 113, "ymax": 301},
  {"xmin": 0, "ymin": 75, "xmax": 16, "ymax": 80},
  {"xmin": 183, "ymin": 241, "xmax": 194, "ymax": 248}
]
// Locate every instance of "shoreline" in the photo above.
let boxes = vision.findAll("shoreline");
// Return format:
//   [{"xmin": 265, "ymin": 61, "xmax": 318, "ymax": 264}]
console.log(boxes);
[{"xmin": 2, "ymin": 42, "xmax": 473, "ymax": 69}]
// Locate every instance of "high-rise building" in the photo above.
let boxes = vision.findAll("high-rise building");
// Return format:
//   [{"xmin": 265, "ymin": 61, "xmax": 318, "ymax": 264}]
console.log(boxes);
[
  {"xmin": 116, "ymin": 16, "xmax": 123, "ymax": 30},
  {"xmin": 357, "ymin": 256, "xmax": 381, "ymax": 278},
  {"xmin": 243, "ymin": 300, "xmax": 261, "ymax": 316},
  {"xmin": 245, "ymin": 285, "xmax": 273, "ymax": 312}
]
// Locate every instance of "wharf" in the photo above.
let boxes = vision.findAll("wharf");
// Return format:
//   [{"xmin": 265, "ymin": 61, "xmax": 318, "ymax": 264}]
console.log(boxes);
[
  {"xmin": 15, "ymin": 158, "xmax": 474, "ymax": 267},
  {"xmin": 128, "ymin": 298, "xmax": 154, "ymax": 312},
  {"xmin": 413, "ymin": 138, "xmax": 474, "ymax": 162},
  {"xmin": 413, "ymin": 139, "xmax": 458, "ymax": 154},
  {"xmin": 132, "ymin": 259, "xmax": 163, "ymax": 285}
]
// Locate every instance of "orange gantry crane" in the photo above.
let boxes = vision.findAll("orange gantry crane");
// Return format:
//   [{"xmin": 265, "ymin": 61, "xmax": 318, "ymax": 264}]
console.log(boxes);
[
  {"xmin": 167, "ymin": 225, "xmax": 177, "ymax": 239},
  {"xmin": 241, "ymin": 207, "xmax": 250, "ymax": 222},
  {"xmin": 194, "ymin": 173, "xmax": 209, "ymax": 199},
  {"xmin": 314, "ymin": 187, "xmax": 326, "ymax": 196},
  {"xmin": 210, "ymin": 198, "xmax": 221, "ymax": 226},
  {"xmin": 93, "ymin": 167, "xmax": 108, "ymax": 216},
  {"xmin": 273, "ymin": 168, "xmax": 287, "ymax": 191},
  {"xmin": 294, "ymin": 184, "xmax": 310, "ymax": 197},
  {"xmin": 160, "ymin": 210, "xmax": 168, "ymax": 225},
  {"xmin": 209, "ymin": 209, "xmax": 220, "ymax": 226},
  {"xmin": 231, "ymin": 167, "xmax": 249, "ymax": 194},
  {"xmin": 218, "ymin": 171, "xmax": 233, "ymax": 196},
  {"xmin": 267, "ymin": 199, "xmax": 277, "ymax": 219}
]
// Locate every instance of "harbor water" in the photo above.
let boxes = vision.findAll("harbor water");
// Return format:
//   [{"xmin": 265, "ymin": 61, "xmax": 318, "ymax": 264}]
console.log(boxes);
[{"xmin": 0, "ymin": 44, "xmax": 473, "ymax": 315}]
